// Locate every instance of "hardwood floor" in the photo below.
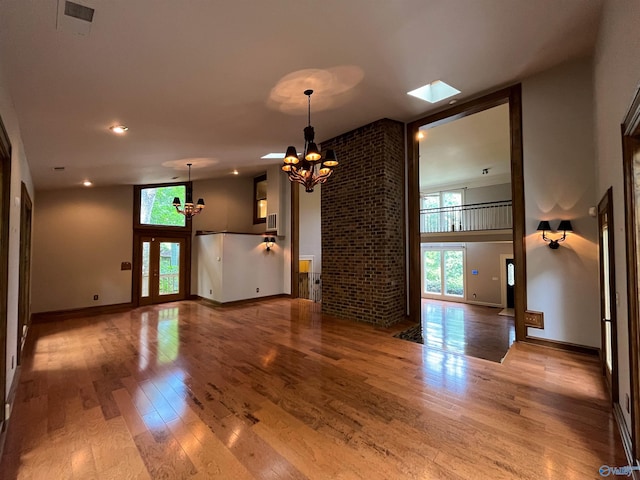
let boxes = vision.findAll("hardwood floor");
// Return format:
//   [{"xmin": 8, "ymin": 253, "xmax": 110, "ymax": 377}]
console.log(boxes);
[
  {"xmin": 0, "ymin": 298, "xmax": 625, "ymax": 479},
  {"xmin": 422, "ymin": 299, "xmax": 515, "ymax": 363}
]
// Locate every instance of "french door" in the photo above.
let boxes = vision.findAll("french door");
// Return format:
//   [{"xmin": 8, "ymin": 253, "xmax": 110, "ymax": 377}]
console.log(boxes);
[
  {"xmin": 598, "ymin": 188, "xmax": 617, "ymax": 401},
  {"xmin": 422, "ymin": 247, "xmax": 465, "ymax": 299},
  {"xmin": 139, "ymin": 236, "xmax": 186, "ymax": 305}
]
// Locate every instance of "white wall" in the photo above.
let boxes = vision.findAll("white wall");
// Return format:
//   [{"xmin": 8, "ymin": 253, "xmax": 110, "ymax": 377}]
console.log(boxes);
[
  {"xmin": 522, "ymin": 57, "xmax": 601, "ymax": 347},
  {"xmin": 299, "ymin": 183, "xmax": 322, "ymax": 273},
  {"xmin": 31, "ymin": 186, "xmax": 133, "ymax": 313},
  {"xmin": 466, "ymin": 242, "xmax": 513, "ymax": 305},
  {"xmin": 465, "ymin": 183, "xmax": 511, "ymax": 204},
  {"xmin": 196, "ymin": 233, "xmax": 285, "ymax": 303},
  {"xmin": 0, "ymin": 61, "xmax": 35, "ymax": 398},
  {"xmin": 593, "ymin": 0, "xmax": 640, "ymax": 432}
]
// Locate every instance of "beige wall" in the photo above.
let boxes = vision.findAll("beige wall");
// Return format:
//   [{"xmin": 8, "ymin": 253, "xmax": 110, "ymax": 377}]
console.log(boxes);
[
  {"xmin": 522, "ymin": 57, "xmax": 600, "ymax": 348},
  {"xmin": 0, "ymin": 60, "xmax": 35, "ymax": 399},
  {"xmin": 299, "ymin": 183, "xmax": 322, "ymax": 273},
  {"xmin": 191, "ymin": 176, "xmax": 256, "ymax": 233},
  {"xmin": 593, "ymin": 0, "xmax": 640, "ymax": 432},
  {"xmin": 465, "ymin": 183, "xmax": 511, "ymax": 204},
  {"xmin": 31, "ymin": 186, "xmax": 133, "ymax": 313},
  {"xmin": 465, "ymin": 242, "xmax": 513, "ymax": 306}
]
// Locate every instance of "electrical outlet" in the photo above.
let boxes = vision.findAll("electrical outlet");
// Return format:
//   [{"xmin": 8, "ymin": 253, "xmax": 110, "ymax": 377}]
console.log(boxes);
[
  {"xmin": 93, "ymin": 294, "xmax": 99, "ymax": 301},
  {"xmin": 256, "ymin": 287, "xmax": 260, "ymax": 293},
  {"xmin": 209, "ymin": 289, "xmax": 212, "ymax": 295}
]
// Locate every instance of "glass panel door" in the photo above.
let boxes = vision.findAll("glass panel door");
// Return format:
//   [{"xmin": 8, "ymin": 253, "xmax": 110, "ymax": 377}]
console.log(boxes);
[
  {"xmin": 598, "ymin": 188, "xmax": 617, "ymax": 402},
  {"xmin": 139, "ymin": 236, "xmax": 185, "ymax": 305},
  {"xmin": 422, "ymin": 248, "xmax": 464, "ymax": 299}
]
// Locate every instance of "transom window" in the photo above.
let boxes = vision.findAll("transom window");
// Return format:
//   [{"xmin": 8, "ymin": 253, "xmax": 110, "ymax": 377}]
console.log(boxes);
[{"xmin": 135, "ymin": 184, "xmax": 188, "ymax": 228}]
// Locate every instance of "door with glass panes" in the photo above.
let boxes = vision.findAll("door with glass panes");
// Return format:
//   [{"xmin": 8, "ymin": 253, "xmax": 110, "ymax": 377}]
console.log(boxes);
[{"xmin": 139, "ymin": 236, "xmax": 186, "ymax": 305}]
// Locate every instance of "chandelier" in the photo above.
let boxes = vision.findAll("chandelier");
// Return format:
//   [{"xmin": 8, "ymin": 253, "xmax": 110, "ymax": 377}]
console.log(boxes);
[
  {"xmin": 172, "ymin": 163, "xmax": 205, "ymax": 218},
  {"xmin": 282, "ymin": 89, "xmax": 338, "ymax": 192}
]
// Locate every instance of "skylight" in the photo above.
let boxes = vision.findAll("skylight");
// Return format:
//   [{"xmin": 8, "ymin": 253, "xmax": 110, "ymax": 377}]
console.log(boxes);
[
  {"xmin": 407, "ymin": 80, "xmax": 460, "ymax": 103},
  {"xmin": 261, "ymin": 153, "xmax": 286, "ymax": 159}
]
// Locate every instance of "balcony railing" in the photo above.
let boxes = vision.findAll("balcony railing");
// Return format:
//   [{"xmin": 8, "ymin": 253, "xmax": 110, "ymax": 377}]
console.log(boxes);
[{"xmin": 420, "ymin": 200, "xmax": 512, "ymax": 233}]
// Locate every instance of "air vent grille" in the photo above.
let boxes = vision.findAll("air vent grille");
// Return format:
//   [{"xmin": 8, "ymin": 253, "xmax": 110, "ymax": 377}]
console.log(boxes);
[{"xmin": 64, "ymin": 1, "xmax": 94, "ymax": 22}]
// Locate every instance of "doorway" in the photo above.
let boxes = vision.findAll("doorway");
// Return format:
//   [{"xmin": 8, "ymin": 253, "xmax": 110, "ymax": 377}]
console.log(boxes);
[
  {"xmin": 0, "ymin": 116, "xmax": 10, "ymax": 427},
  {"xmin": 138, "ymin": 236, "xmax": 186, "ymax": 305},
  {"xmin": 408, "ymin": 85, "xmax": 526, "ymax": 341}
]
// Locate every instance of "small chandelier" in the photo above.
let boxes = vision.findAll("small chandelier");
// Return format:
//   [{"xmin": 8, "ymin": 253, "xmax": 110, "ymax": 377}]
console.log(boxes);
[
  {"xmin": 172, "ymin": 163, "xmax": 205, "ymax": 218},
  {"xmin": 282, "ymin": 89, "xmax": 338, "ymax": 192}
]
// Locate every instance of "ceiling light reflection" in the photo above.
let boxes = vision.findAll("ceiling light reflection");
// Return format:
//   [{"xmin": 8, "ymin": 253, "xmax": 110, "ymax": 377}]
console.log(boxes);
[{"xmin": 268, "ymin": 66, "xmax": 364, "ymax": 114}]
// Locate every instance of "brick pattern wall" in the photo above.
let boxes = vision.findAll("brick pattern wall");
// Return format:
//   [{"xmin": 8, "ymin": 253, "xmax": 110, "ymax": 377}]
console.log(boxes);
[{"xmin": 320, "ymin": 118, "xmax": 406, "ymax": 327}]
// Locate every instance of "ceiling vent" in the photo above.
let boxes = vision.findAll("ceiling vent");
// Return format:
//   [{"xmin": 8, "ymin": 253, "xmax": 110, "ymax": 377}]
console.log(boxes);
[{"xmin": 57, "ymin": 0, "xmax": 95, "ymax": 36}]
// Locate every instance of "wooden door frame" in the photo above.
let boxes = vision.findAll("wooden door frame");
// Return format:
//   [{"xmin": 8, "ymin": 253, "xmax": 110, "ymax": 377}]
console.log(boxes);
[
  {"xmin": 407, "ymin": 85, "xmax": 527, "ymax": 339},
  {"xmin": 0, "ymin": 115, "xmax": 10, "ymax": 426},
  {"xmin": 598, "ymin": 187, "xmax": 618, "ymax": 401},
  {"xmin": 17, "ymin": 182, "xmax": 32, "ymax": 365},
  {"xmin": 133, "ymin": 230, "xmax": 191, "ymax": 306},
  {"xmin": 623, "ymin": 84, "xmax": 640, "ymax": 464}
]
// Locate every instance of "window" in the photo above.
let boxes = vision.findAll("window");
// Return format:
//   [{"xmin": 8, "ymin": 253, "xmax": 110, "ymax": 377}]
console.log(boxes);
[
  {"xmin": 254, "ymin": 174, "xmax": 267, "ymax": 224},
  {"xmin": 134, "ymin": 184, "xmax": 189, "ymax": 229},
  {"xmin": 421, "ymin": 189, "xmax": 463, "ymax": 232},
  {"xmin": 422, "ymin": 245, "xmax": 464, "ymax": 298}
]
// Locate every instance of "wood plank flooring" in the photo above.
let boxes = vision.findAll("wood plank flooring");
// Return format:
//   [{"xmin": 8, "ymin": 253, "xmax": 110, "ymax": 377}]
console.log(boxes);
[{"xmin": 0, "ymin": 298, "xmax": 626, "ymax": 479}]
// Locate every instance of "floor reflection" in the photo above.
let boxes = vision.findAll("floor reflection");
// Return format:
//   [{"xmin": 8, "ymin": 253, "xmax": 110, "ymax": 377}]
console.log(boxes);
[{"xmin": 421, "ymin": 299, "xmax": 515, "ymax": 363}]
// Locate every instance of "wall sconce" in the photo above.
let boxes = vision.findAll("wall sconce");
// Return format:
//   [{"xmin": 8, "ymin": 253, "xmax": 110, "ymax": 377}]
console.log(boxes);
[
  {"xmin": 537, "ymin": 220, "xmax": 573, "ymax": 249},
  {"xmin": 264, "ymin": 237, "xmax": 276, "ymax": 251}
]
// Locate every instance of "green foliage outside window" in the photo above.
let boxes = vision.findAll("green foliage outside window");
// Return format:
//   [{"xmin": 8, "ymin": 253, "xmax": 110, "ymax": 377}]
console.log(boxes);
[{"xmin": 140, "ymin": 185, "xmax": 186, "ymax": 227}]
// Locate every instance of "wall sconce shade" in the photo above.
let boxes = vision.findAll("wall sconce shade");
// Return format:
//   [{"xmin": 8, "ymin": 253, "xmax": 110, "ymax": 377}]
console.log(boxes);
[
  {"xmin": 536, "ymin": 221, "xmax": 551, "ymax": 232},
  {"xmin": 557, "ymin": 220, "xmax": 573, "ymax": 232},
  {"xmin": 537, "ymin": 220, "xmax": 572, "ymax": 249},
  {"xmin": 264, "ymin": 237, "xmax": 276, "ymax": 251}
]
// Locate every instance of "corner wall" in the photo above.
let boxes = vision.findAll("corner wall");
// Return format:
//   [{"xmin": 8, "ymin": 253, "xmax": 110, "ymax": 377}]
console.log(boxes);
[{"xmin": 321, "ymin": 118, "xmax": 406, "ymax": 326}]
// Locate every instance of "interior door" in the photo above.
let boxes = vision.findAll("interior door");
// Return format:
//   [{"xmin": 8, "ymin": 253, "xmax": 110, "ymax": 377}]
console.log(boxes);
[
  {"xmin": 139, "ymin": 236, "xmax": 186, "ymax": 305},
  {"xmin": 598, "ymin": 187, "xmax": 618, "ymax": 401}
]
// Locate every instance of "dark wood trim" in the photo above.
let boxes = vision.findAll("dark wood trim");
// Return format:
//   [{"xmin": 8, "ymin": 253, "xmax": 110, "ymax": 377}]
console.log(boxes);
[
  {"xmin": 0, "ymin": 114, "xmax": 11, "ymax": 425},
  {"xmin": 623, "ymin": 83, "xmax": 640, "ymax": 463},
  {"xmin": 196, "ymin": 230, "xmax": 266, "ymax": 236},
  {"xmin": 17, "ymin": 182, "xmax": 32, "ymax": 366},
  {"xmin": 195, "ymin": 293, "xmax": 291, "ymax": 308},
  {"xmin": 253, "ymin": 174, "xmax": 267, "ymax": 225},
  {"xmin": 523, "ymin": 336, "xmax": 600, "ymax": 356},
  {"xmin": 406, "ymin": 84, "xmax": 526, "ymax": 340},
  {"xmin": 291, "ymin": 182, "xmax": 299, "ymax": 298},
  {"xmin": 31, "ymin": 302, "xmax": 134, "ymax": 323}
]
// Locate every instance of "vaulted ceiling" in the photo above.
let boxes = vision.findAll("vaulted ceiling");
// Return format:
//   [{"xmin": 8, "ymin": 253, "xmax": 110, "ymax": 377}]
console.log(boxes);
[{"xmin": 0, "ymin": 0, "xmax": 603, "ymax": 190}]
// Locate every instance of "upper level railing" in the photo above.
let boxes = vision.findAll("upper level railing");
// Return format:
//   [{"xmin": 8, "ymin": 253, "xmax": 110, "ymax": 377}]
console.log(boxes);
[{"xmin": 420, "ymin": 200, "xmax": 512, "ymax": 233}]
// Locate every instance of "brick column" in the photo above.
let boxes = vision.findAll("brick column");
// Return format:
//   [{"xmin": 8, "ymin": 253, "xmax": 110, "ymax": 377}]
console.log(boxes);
[{"xmin": 320, "ymin": 118, "xmax": 406, "ymax": 327}]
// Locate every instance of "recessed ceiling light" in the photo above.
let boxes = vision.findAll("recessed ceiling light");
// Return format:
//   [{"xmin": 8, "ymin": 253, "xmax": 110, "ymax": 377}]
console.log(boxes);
[
  {"xmin": 232, "ymin": 170, "xmax": 239, "ymax": 175},
  {"xmin": 407, "ymin": 80, "xmax": 460, "ymax": 103},
  {"xmin": 109, "ymin": 125, "xmax": 128, "ymax": 134},
  {"xmin": 261, "ymin": 153, "xmax": 285, "ymax": 159},
  {"xmin": 83, "ymin": 180, "xmax": 93, "ymax": 187}
]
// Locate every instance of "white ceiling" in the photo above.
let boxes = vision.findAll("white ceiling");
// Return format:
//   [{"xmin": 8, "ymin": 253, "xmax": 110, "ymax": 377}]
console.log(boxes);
[{"xmin": 0, "ymin": 0, "xmax": 603, "ymax": 190}]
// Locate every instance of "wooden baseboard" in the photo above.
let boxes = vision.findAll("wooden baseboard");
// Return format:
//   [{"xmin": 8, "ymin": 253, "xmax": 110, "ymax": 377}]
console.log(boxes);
[
  {"xmin": 524, "ymin": 335, "xmax": 599, "ymax": 356},
  {"xmin": 0, "ymin": 364, "xmax": 21, "ymax": 458},
  {"xmin": 613, "ymin": 402, "xmax": 637, "ymax": 478},
  {"xmin": 32, "ymin": 302, "xmax": 134, "ymax": 323},
  {"xmin": 196, "ymin": 294, "xmax": 291, "ymax": 308}
]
